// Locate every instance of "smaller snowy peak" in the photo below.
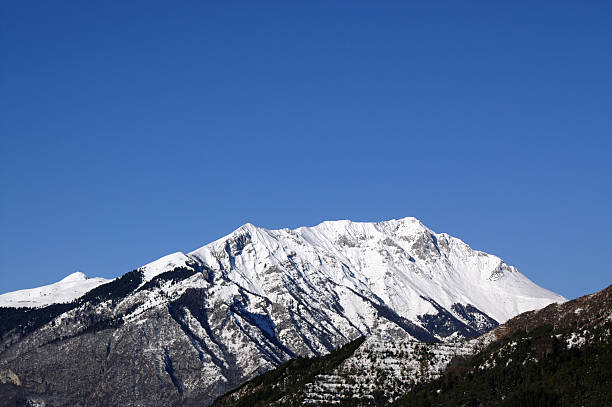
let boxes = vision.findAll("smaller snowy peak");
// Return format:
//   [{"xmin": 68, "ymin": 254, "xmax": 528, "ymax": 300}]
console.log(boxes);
[
  {"xmin": 0, "ymin": 273, "xmax": 110, "ymax": 308},
  {"xmin": 59, "ymin": 271, "xmax": 88, "ymax": 283},
  {"xmin": 139, "ymin": 252, "xmax": 192, "ymax": 284}
]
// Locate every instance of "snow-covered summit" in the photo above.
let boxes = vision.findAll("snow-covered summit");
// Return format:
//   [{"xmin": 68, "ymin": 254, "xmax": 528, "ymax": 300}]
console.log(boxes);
[
  {"xmin": 188, "ymin": 217, "xmax": 565, "ymax": 324},
  {"xmin": 0, "ymin": 272, "xmax": 110, "ymax": 308},
  {"xmin": 58, "ymin": 271, "xmax": 88, "ymax": 283}
]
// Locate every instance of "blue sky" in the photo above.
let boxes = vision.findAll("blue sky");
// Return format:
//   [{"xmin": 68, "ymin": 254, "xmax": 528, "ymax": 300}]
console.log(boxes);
[{"xmin": 1, "ymin": 2, "xmax": 610, "ymax": 299}]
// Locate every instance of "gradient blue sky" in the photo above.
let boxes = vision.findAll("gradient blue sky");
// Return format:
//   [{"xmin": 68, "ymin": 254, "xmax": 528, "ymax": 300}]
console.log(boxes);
[{"xmin": 1, "ymin": 2, "xmax": 611, "ymax": 299}]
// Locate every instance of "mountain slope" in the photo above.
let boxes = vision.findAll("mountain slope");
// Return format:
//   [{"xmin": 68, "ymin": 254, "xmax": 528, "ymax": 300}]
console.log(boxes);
[{"xmin": 0, "ymin": 218, "xmax": 565, "ymax": 406}]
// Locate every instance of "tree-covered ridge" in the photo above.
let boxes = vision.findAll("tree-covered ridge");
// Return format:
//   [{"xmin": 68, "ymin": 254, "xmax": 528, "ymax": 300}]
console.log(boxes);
[
  {"xmin": 392, "ymin": 320, "xmax": 612, "ymax": 407},
  {"xmin": 211, "ymin": 336, "xmax": 366, "ymax": 407},
  {"xmin": 0, "ymin": 266, "xmax": 202, "ymax": 341},
  {"xmin": 137, "ymin": 266, "xmax": 199, "ymax": 292},
  {"xmin": 0, "ymin": 302, "xmax": 74, "ymax": 340},
  {"xmin": 392, "ymin": 285, "xmax": 612, "ymax": 407}
]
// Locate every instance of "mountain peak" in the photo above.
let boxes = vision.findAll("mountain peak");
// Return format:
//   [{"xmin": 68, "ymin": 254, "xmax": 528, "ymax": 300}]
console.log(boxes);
[
  {"xmin": 58, "ymin": 271, "xmax": 87, "ymax": 283},
  {"xmin": 58, "ymin": 271, "xmax": 88, "ymax": 283},
  {"xmin": 238, "ymin": 222, "xmax": 257, "ymax": 231},
  {"xmin": 139, "ymin": 251, "xmax": 190, "ymax": 284},
  {"xmin": 185, "ymin": 217, "xmax": 565, "ymax": 323}
]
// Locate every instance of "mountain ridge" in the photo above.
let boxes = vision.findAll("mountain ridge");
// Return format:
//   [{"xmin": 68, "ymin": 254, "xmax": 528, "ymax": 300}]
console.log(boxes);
[{"xmin": 1, "ymin": 217, "xmax": 565, "ymax": 321}]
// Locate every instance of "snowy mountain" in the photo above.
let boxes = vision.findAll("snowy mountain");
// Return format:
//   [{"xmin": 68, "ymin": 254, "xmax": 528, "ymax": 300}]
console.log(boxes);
[
  {"xmin": 0, "ymin": 272, "xmax": 110, "ymax": 308},
  {"xmin": 187, "ymin": 217, "xmax": 563, "ymax": 324},
  {"xmin": 0, "ymin": 217, "xmax": 565, "ymax": 406}
]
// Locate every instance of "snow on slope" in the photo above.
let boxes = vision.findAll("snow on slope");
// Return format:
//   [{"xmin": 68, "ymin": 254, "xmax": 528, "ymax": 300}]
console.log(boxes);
[{"xmin": 0, "ymin": 272, "xmax": 110, "ymax": 308}]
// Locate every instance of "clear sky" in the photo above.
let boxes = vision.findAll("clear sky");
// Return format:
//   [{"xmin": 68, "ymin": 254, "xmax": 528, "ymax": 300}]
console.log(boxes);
[{"xmin": 1, "ymin": 2, "xmax": 610, "ymax": 300}]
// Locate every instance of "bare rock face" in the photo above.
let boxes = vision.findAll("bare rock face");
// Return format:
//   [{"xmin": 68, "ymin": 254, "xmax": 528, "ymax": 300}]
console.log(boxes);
[
  {"xmin": 0, "ymin": 369, "xmax": 23, "ymax": 407},
  {"xmin": 0, "ymin": 218, "xmax": 565, "ymax": 406}
]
